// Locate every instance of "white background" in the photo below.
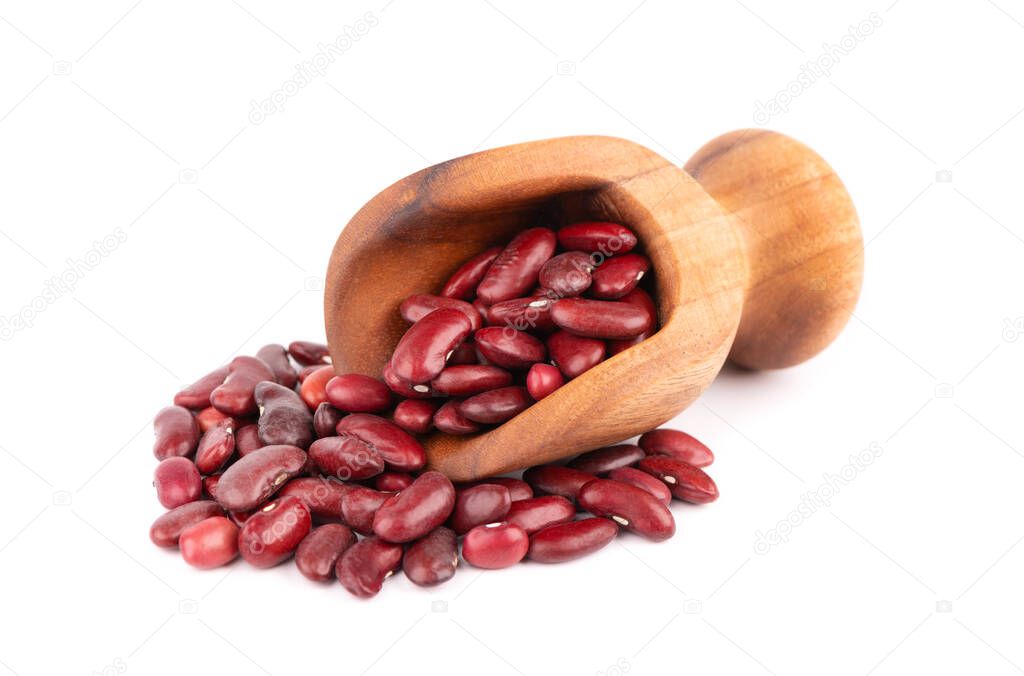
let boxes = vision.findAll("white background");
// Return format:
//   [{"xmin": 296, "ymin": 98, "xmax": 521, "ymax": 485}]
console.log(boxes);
[{"xmin": 1, "ymin": 1, "xmax": 1023, "ymax": 674}]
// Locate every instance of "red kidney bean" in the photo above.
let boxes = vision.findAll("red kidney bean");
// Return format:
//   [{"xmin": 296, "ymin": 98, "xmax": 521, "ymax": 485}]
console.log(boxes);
[
  {"xmin": 505, "ymin": 495, "xmax": 575, "ymax": 534},
  {"xmin": 546, "ymin": 330, "xmax": 606, "ymax": 379},
  {"xmin": 459, "ymin": 386, "xmax": 531, "ymax": 424},
  {"xmin": 607, "ymin": 287, "xmax": 657, "ymax": 353},
  {"xmin": 441, "ymin": 246, "xmax": 502, "ymax": 299},
  {"xmin": 539, "ymin": 251, "xmax": 594, "ymax": 297},
  {"xmin": 577, "ymin": 479, "xmax": 675, "ymax": 541},
  {"xmin": 295, "ymin": 523, "xmax": 356, "ymax": 582},
  {"xmin": 299, "ymin": 365, "xmax": 335, "ymax": 410},
  {"xmin": 325, "ymin": 373, "xmax": 392, "ymax": 413},
  {"xmin": 551, "ymin": 298, "xmax": 653, "ymax": 340},
  {"xmin": 254, "ymin": 381, "xmax": 314, "ymax": 449},
  {"xmin": 195, "ymin": 419, "xmax": 236, "ymax": 474},
  {"xmin": 526, "ymin": 363, "xmax": 565, "ymax": 400},
  {"xmin": 637, "ymin": 429, "xmax": 714, "ymax": 467},
  {"xmin": 434, "ymin": 400, "xmax": 481, "ymax": 434},
  {"xmin": 152, "ymin": 406, "xmax": 200, "ymax": 460},
  {"xmin": 476, "ymin": 228, "xmax": 557, "ymax": 304},
  {"xmin": 430, "ymin": 365, "xmax": 513, "ymax": 397},
  {"xmin": 203, "ymin": 474, "xmax": 221, "ymax": 500},
  {"xmin": 568, "ymin": 444, "xmax": 645, "ymax": 475},
  {"xmin": 375, "ymin": 472, "xmax": 413, "ymax": 492},
  {"xmin": 392, "ymin": 399, "xmax": 439, "ymax": 434},
  {"xmin": 335, "ymin": 414, "xmax": 426, "ymax": 471},
  {"xmin": 195, "ymin": 406, "xmax": 236, "ymax": 433},
  {"xmin": 235, "ymin": 423, "xmax": 263, "ymax": 456},
  {"xmin": 400, "ymin": 294, "xmax": 482, "ymax": 331},
  {"xmin": 528, "ymin": 517, "xmax": 618, "ymax": 563},
  {"xmin": 297, "ymin": 364, "xmax": 321, "ymax": 382},
  {"xmin": 309, "ymin": 435, "xmax": 384, "ymax": 481},
  {"xmin": 256, "ymin": 343, "xmax": 298, "ymax": 388},
  {"xmin": 462, "ymin": 522, "xmax": 529, "ymax": 569},
  {"xmin": 590, "ymin": 253, "xmax": 651, "ymax": 299},
  {"xmin": 522, "ymin": 465, "xmax": 597, "ymax": 501},
  {"xmin": 382, "ymin": 363, "xmax": 432, "ymax": 398},
  {"xmin": 557, "ymin": 221, "xmax": 637, "ymax": 254},
  {"xmin": 403, "ymin": 527, "xmax": 458, "ymax": 587},
  {"xmin": 313, "ymin": 402, "xmax": 344, "ymax": 438},
  {"xmin": 450, "ymin": 484, "xmax": 511, "ymax": 534},
  {"xmin": 637, "ymin": 456, "xmax": 719, "ymax": 504},
  {"xmin": 180, "ymin": 516, "xmax": 239, "ymax": 569},
  {"xmin": 150, "ymin": 500, "xmax": 223, "ymax": 547},
  {"xmin": 447, "ymin": 341, "xmax": 479, "ymax": 365},
  {"xmin": 485, "ymin": 296, "xmax": 556, "ymax": 334},
  {"xmin": 174, "ymin": 366, "xmax": 229, "ymax": 409},
  {"xmin": 340, "ymin": 486, "xmax": 392, "ymax": 535},
  {"xmin": 373, "ymin": 471, "xmax": 455, "ymax": 543},
  {"xmin": 390, "ymin": 308, "xmax": 473, "ymax": 384},
  {"xmin": 336, "ymin": 536, "xmax": 404, "ymax": 598},
  {"xmin": 288, "ymin": 340, "xmax": 331, "ymax": 366},
  {"xmin": 278, "ymin": 477, "xmax": 350, "ymax": 519},
  {"xmin": 215, "ymin": 444, "xmax": 308, "ymax": 511},
  {"xmin": 154, "ymin": 457, "xmax": 201, "ymax": 509},
  {"xmin": 482, "ymin": 477, "xmax": 533, "ymax": 501},
  {"xmin": 210, "ymin": 356, "xmax": 275, "ymax": 417},
  {"xmin": 238, "ymin": 495, "xmax": 312, "ymax": 568},
  {"xmin": 474, "ymin": 327, "xmax": 546, "ymax": 369},
  {"xmin": 607, "ymin": 467, "xmax": 672, "ymax": 506}
]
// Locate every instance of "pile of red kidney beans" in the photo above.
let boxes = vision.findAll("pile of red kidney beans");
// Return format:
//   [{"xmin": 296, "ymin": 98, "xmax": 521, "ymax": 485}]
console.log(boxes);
[{"xmin": 149, "ymin": 222, "xmax": 718, "ymax": 598}]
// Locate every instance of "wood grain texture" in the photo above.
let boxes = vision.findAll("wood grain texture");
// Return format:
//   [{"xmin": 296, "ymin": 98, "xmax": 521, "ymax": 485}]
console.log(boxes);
[{"xmin": 325, "ymin": 132, "xmax": 862, "ymax": 481}]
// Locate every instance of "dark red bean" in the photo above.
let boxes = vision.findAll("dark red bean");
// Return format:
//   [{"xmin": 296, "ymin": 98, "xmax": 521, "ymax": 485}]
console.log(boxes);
[
  {"xmin": 313, "ymin": 402, "xmax": 344, "ymax": 438},
  {"xmin": 446, "ymin": 341, "xmax": 479, "ymax": 366},
  {"xmin": 375, "ymin": 472, "xmax": 414, "ymax": 492},
  {"xmin": 335, "ymin": 536, "xmax": 403, "ymax": 598},
  {"xmin": 150, "ymin": 500, "xmax": 223, "ymax": 547},
  {"xmin": 590, "ymin": 253, "xmax": 651, "ymax": 299},
  {"xmin": 636, "ymin": 456, "xmax": 719, "ymax": 504},
  {"xmin": 392, "ymin": 399, "xmax": 439, "ymax": 434},
  {"xmin": 557, "ymin": 221, "xmax": 637, "ymax": 254},
  {"xmin": 526, "ymin": 363, "xmax": 565, "ymax": 400},
  {"xmin": 459, "ymin": 386, "xmax": 531, "ymax": 424},
  {"xmin": 278, "ymin": 477, "xmax": 351, "ymax": 519},
  {"xmin": 382, "ymin": 363, "xmax": 432, "ymax": 398},
  {"xmin": 607, "ymin": 287, "xmax": 657, "ymax": 354},
  {"xmin": 340, "ymin": 486, "xmax": 392, "ymax": 535},
  {"xmin": 403, "ymin": 527, "xmax": 458, "ymax": 587},
  {"xmin": 568, "ymin": 444, "xmax": 645, "ymax": 474},
  {"xmin": 238, "ymin": 495, "xmax": 312, "ymax": 568},
  {"xmin": 476, "ymin": 228, "xmax": 557, "ymax": 304},
  {"xmin": 154, "ymin": 457, "xmax": 201, "ymax": 509},
  {"xmin": 441, "ymin": 246, "xmax": 502, "ymax": 299},
  {"xmin": 433, "ymin": 400, "xmax": 481, "ymax": 434},
  {"xmin": 288, "ymin": 340, "xmax": 331, "ymax": 366},
  {"xmin": 474, "ymin": 327, "xmax": 546, "ymax": 369},
  {"xmin": 522, "ymin": 465, "xmax": 597, "ymax": 501},
  {"xmin": 335, "ymin": 414, "xmax": 426, "ymax": 471},
  {"xmin": 373, "ymin": 471, "xmax": 455, "ymax": 543},
  {"xmin": 528, "ymin": 518, "xmax": 618, "ymax": 563},
  {"xmin": 539, "ymin": 251, "xmax": 594, "ymax": 297},
  {"xmin": 325, "ymin": 374, "xmax": 392, "ymax": 413},
  {"xmin": 195, "ymin": 406, "xmax": 236, "ymax": 433},
  {"xmin": 450, "ymin": 484, "xmax": 511, "ymax": 534},
  {"xmin": 430, "ymin": 365, "xmax": 513, "ymax": 397},
  {"xmin": 309, "ymin": 435, "xmax": 384, "ymax": 480},
  {"xmin": 203, "ymin": 474, "xmax": 222, "ymax": 500},
  {"xmin": 215, "ymin": 444, "xmax": 308, "ymax": 511},
  {"xmin": 174, "ymin": 366, "xmax": 229, "ymax": 410},
  {"xmin": 485, "ymin": 296, "xmax": 556, "ymax": 334},
  {"xmin": 195, "ymin": 419, "xmax": 236, "ymax": 474},
  {"xmin": 390, "ymin": 308, "xmax": 473, "ymax": 385},
  {"xmin": 235, "ymin": 423, "xmax": 263, "ymax": 456},
  {"xmin": 210, "ymin": 356, "xmax": 275, "ymax": 417},
  {"xmin": 607, "ymin": 467, "xmax": 672, "ymax": 506},
  {"xmin": 551, "ymin": 298, "xmax": 653, "ymax": 340},
  {"xmin": 299, "ymin": 365, "xmax": 335, "ymax": 410},
  {"xmin": 179, "ymin": 516, "xmax": 239, "ymax": 569},
  {"xmin": 462, "ymin": 522, "xmax": 529, "ymax": 569},
  {"xmin": 637, "ymin": 429, "xmax": 714, "ymax": 467},
  {"xmin": 256, "ymin": 343, "xmax": 298, "ymax": 388},
  {"xmin": 400, "ymin": 294, "xmax": 482, "ymax": 331},
  {"xmin": 577, "ymin": 479, "xmax": 675, "ymax": 541},
  {"xmin": 152, "ymin": 406, "xmax": 200, "ymax": 460},
  {"xmin": 295, "ymin": 523, "xmax": 356, "ymax": 582},
  {"xmin": 546, "ymin": 330, "xmax": 605, "ymax": 379},
  {"xmin": 504, "ymin": 495, "xmax": 575, "ymax": 534}
]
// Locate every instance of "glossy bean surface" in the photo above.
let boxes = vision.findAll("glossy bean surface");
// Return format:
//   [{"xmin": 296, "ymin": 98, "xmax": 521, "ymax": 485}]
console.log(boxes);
[
  {"xmin": 430, "ymin": 365, "xmax": 513, "ymax": 397},
  {"xmin": 154, "ymin": 457, "xmax": 201, "ymax": 509},
  {"xmin": 392, "ymin": 399, "xmax": 438, "ymax": 434},
  {"xmin": 528, "ymin": 518, "xmax": 618, "ymax": 563},
  {"xmin": 295, "ymin": 523, "xmax": 356, "ymax": 582},
  {"xmin": 403, "ymin": 527, "xmax": 458, "ymax": 587},
  {"xmin": 637, "ymin": 456, "xmax": 719, "ymax": 504},
  {"xmin": 539, "ymin": 251, "xmax": 594, "ymax": 297},
  {"xmin": 400, "ymin": 294, "xmax": 482, "ymax": 331},
  {"xmin": 152, "ymin": 406, "xmax": 200, "ymax": 460},
  {"xmin": 474, "ymin": 327, "xmax": 546, "ymax": 369},
  {"xmin": 287, "ymin": 340, "xmax": 331, "ymax": 366},
  {"xmin": 476, "ymin": 227, "xmax": 557, "ymax": 304},
  {"xmin": 458, "ymin": 386, "xmax": 531, "ymax": 424},
  {"xmin": 485, "ymin": 296, "xmax": 556, "ymax": 334},
  {"xmin": 309, "ymin": 435, "xmax": 384, "ymax": 480},
  {"xmin": 551, "ymin": 298, "xmax": 653, "ymax": 340},
  {"xmin": 179, "ymin": 516, "xmax": 239, "ymax": 569},
  {"xmin": 590, "ymin": 253, "xmax": 650, "ymax": 299},
  {"xmin": 557, "ymin": 221, "xmax": 637, "ymax": 254},
  {"xmin": 450, "ymin": 484, "xmax": 511, "ymax": 534},
  {"xmin": 335, "ymin": 536, "xmax": 403, "ymax": 598},
  {"xmin": 526, "ymin": 363, "xmax": 565, "ymax": 400},
  {"xmin": 313, "ymin": 402, "xmax": 344, "ymax": 438},
  {"xmin": 446, "ymin": 341, "xmax": 479, "ymax": 365},
  {"xmin": 150, "ymin": 500, "xmax": 223, "ymax": 547},
  {"xmin": 238, "ymin": 495, "xmax": 312, "ymax": 568},
  {"xmin": 335, "ymin": 414, "xmax": 426, "ymax": 471},
  {"xmin": 607, "ymin": 467, "xmax": 672, "ymax": 506},
  {"xmin": 638, "ymin": 428, "xmax": 714, "ymax": 467},
  {"xmin": 340, "ymin": 486, "xmax": 392, "ymax": 535},
  {"xmin": 504, "ymin": 495, "xmax": 575, "ymax": 534},
  {"xmin": 462, "ymin": 522, "xmax": 529, "ymax": 569},
  {"xmin": 372, "ymin": 471, "xmax": 455, "ymax": 543},
  {"xmin": 375, "ymin": 472, "xmax": 413, "ymax": 492},
  {"xmin": 577, "ymin": 479, "xmax": 675, "ymax": 541},
  {"xmin": 210, "ymin": 356, "xmax": 275, "ymax": 416},
  {"xmin": 325, "ymin": 374, "xmax": 392, "ymax": 413},
  {"xmin": 299, "ymin": 365, "xmax": 335, "ymax": 410},
  {"xmin": 433, "ymin": 400, "xmax": 480, "ymax": 434},
  {"xmin": 215, "ymin": 444, "xmax": 308, "ymax": 511},
  {"xmin": 195, "ymin": 420, "xmax": 236, "ymax": 474},
  {"xmin": 480, "ymin": 477, "xmax": 533, "ymax": 501},
  {"xmin": 383, "ymin": 363, "xmax": 431, "ymax": 399},
  {"xmin": 546, "ymin": 330, "xmax": 605, "ymax": 378},
  {"xmin": 568, "ymin": 444, "xmax": 645, "ymax": 474},
  {"xmin": 174, "ymin": 366, "xmax": 229, "ymax": 410},
  {"xmin": 440, "ymin": 246, "xmax": 501, "ymax": 299},
  {"xmin": 278, "ymin": 477, "xmax": 350, "ymax": 519},
  {"xmin": 195, "ymin": 406, "xmax": 235, "ymax": 433},
  {"xmin": 522, "ymin": 465, "xmax": 597, "ymax": 501},
  {"xmin": 256, "ymin": 343, "xmax": 298, "ymax": 388},
  {"xmin": 390, "ymin": 308, "xmax": 472, "ymax": 385}
]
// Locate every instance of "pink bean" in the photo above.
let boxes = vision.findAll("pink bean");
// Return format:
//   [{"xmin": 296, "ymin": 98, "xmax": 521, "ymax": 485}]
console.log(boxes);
[
  {"xmin": 528, "ymin": 518, "xmax": 618, "ymax": 563},
  {"xmin": 210, "ymin": 356, "xmax": 276, "ymax": 417},
  {"xmin": 485, "ymin": 296, "xmax": 556, "ymax": 334},
  {"xmin": 546, "ymin": 330, "xmax": 605, "ymax": 378},
  {"xmin": 400, "ymin": 294, "xmax": 482, "ymax": 331},
  {"xmin": 179, "ymin": 516, "xmax": 239, "ymax": 569},
  {"xmin": 235, "ymin": 423, "xmax": 263, "ymax": 456},
  {"xmin": 450, "ymin": 484, "xmax": 511, "ymax": 534},
  {"xmin": 392, "ymin": 399, "xmax": 439, "ymax": 434},
  {"xmin": 636, "ymin": 456, "xmax": 719, "ymax": 504},
  {"xmin": 551, "ymin": 298, "xmax": 653, "ymax": 340},
  {"xmin": 238, "ymin": 495, "xmax": 312, "ymax": 568},
  {"xmin": 607, "ymin": 467, "xmax": 672, "ymax": 506},
  {"xmin": 522, "ymin": 465, "xmax": 597, "ymax": 502},
  {"xmin": 577, "ymin": 479, "xmax": 675, "ymax": 541},
  {"xmin": 372, "ymin": 471, "xmax": 456, "ymax": 543},
  {"xmin": 590, "ymin": 253, "xmax": 650, "ymax": 299},
  {"xmin": 526, "ymin": 363, "xmax": 565, "ymax": 400},
  {"xmin": 462, "ymin": 522, "xmax": 529, "ymax": 569},
  {"xmin": 295, "ymin": 523, "xmax": 356, "ymax": 582},
  {"xmin": 403, "ymin": 527, "xmax": 458, "ymax": 587},
  {"xmin": 215, "ymin": 444, "xmax": 308, "ymax": 511},
  {"xmin": 430, "ymin": 365, "xmax": 513, "ymax": 397},
  {"xmin": 288, "ymin": 340, "xmax": 332, "ymax": 366},
  {"xmin": 335, "ymin": 414, "xmax": 426, "ymax": 471},
  {"xmin": 568, "ymin": 444, "xmax": 645, "ymax": 474},
  {"xmin": 278, "ymin": 477, "xmax": 351, "ymax": 519},
  {"xmin": 459, "ymin": 386, "xmax": 531, "ymax": 424},
  {"xmin": 390, "ymin": 308, "xmax": 473, "ymax": 384},
  {"xmin": 340, "ymin": 486, "xmax": 393, "ymax": 535},
  {"xmin": 152, "ymin": 406, "xmax": 200, "ymax": 460},
  {"xmin": 325, "ymin": 374, "xmax": 392, "ymax": 413},
  {"xmin": 375, "ymin": 472, "xmax": 414, "ymax": 492},
  {"xmin": 556, "ymin": 221, "xmax": 637, "ymax": 254},
  {"xmin": 474, "ymin": 327, "xmax": 546, "ymax": 369},
  {"xmin": 539, "ymin": 251, "xmax": 594, "ymax": 297},
  {"xmin": 195, "ymin": 419, "xmax": 236, "ymax": 474},
  {"xmin": 149, "ymin": 501, "xmax": 223, "ymax": 548},
  {"xmin": 256, "ymin": 343, "xmax": 298, "ymax": 388},
  {"xmin": 309, "ymin": 435, "xmax": 384, "ymax": 481},
  {"xmin": 335, "ymin": 536, "xmax": 404, "ymax": 598},
  {"xmin": 299, "ymin": 365, "xmax": 335, "ymax": 410},
  {"xmin": 637, "ymin": 428, "xmax": 714, "ymax": 467},
  {"xmin": 313, "ymin": 402, "xmax": 344, "ymax": 438},
  {"xmin": 505, "ymin": 495, "xmax": 575, "ymax": 534},
  {"xmin": 476, "ymin": 228, "xmax": 557, "ymax": 304},
  {"xmin": 153, "ymin": 457, "xmax": 201, "ymax": 509},
  {"xmin": 433, "ymin": 400, "xmax": 481, "ymax": 434},
  {"xmin": 174, "ymin": 366, "xmax": 229, "ymax": 410},
  {"xmin": 440, "ymin": 246, "xmax": 502, "ymax": 300}
]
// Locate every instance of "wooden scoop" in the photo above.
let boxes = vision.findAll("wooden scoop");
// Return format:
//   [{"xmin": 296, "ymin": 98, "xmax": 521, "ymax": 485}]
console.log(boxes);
[{"xmin": 324, "ymin": 130, "xmax": 863, "ymax": 481}]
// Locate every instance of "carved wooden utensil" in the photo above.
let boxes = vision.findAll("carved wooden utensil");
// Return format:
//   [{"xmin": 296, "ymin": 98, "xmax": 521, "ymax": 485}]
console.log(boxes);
[{"xmin": 324, "ymin": 130, "xmax": 863, "ymax": 481}]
